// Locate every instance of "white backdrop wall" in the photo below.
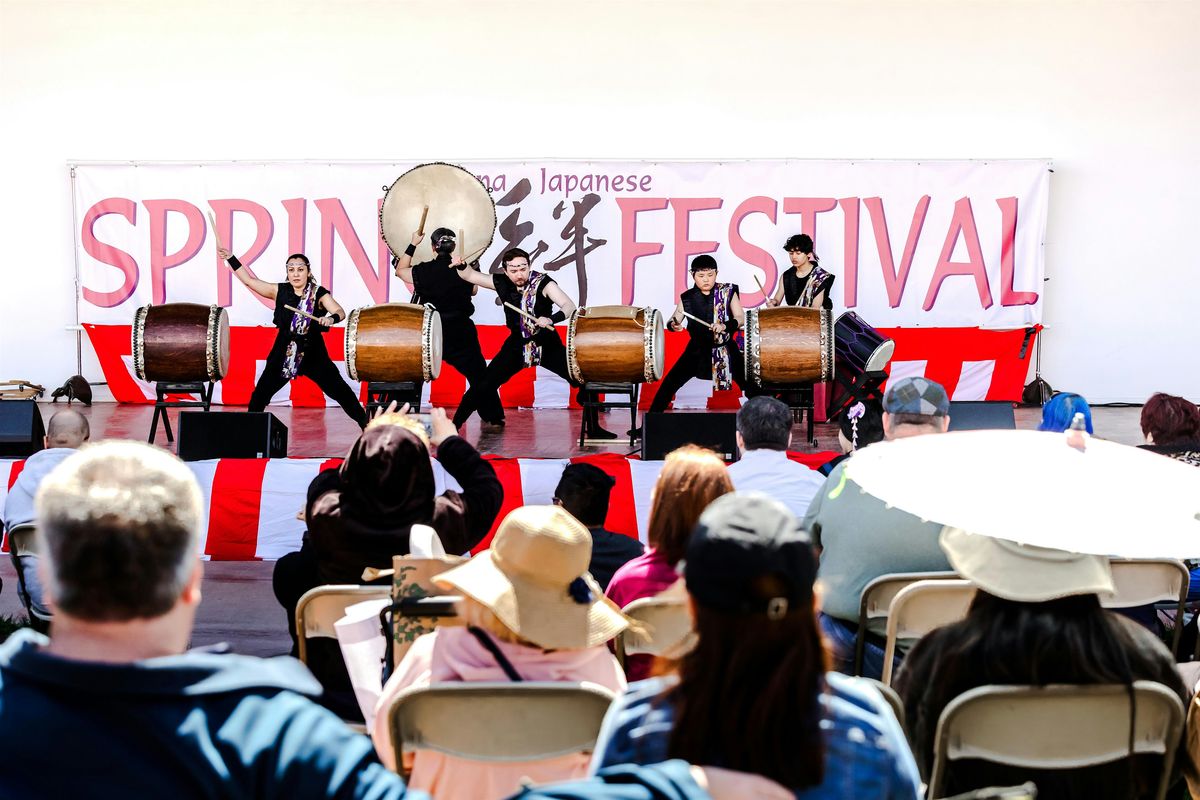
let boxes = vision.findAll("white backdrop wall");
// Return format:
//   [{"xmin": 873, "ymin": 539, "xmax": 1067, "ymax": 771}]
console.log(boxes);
[{"xmin": 1, "ymin": 0, "xmax": 1196, "ymax": 403}]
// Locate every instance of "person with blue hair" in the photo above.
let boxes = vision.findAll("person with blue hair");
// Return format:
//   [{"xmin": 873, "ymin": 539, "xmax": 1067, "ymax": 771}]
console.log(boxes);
[{"xmin": 1038, "ymin": 392, "xmax": 1093, "ymax": 434}]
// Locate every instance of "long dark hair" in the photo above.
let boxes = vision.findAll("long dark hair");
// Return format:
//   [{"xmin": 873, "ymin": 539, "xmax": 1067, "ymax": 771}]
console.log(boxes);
[{"xmin": 665, "ymin": 575, "xmax": 829, "ymax": 789}]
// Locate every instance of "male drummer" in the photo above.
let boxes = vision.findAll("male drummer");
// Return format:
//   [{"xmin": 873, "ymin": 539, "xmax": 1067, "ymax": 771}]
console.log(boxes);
[
  {"xmin": 393, "ymin": 227, "xmax": 505, "ymax": 428},
  {"xmin": 649, "ymin": 254, "xmax": 751, "ymax": 413},
  {"xmin": 453, "ymin": 247, "xmax": 615, "ymax": 439}
]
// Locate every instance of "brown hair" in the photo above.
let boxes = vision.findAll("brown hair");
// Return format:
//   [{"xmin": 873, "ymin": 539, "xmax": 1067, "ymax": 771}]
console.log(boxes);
[
  {"xmin": 1140, "ymin": 393, "xmax": 1200, "ymax": 446},
  {"xmin": 646, "ymin": 446, "xmax": 732, "ymax": 565},
  {"xmin": 666, "ymin": 580, "xmax": 829, "ymax": 789}
]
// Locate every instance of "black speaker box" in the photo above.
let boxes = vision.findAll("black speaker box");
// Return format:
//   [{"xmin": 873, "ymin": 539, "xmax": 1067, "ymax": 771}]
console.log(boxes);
[
  {"xmin": 642, "ymin": 412, "xmax": 739, "ymax": 462},
  {"xmin": 177, "ymin": 412, "xmax": 288, "ymax": 461},
  {"xmin": 948, "ymin": 401, "xmax": 1016, "ymax": 432},
  {"xmin": 0, "ymin": 401, "xmax": 46, "ymax": 458}
]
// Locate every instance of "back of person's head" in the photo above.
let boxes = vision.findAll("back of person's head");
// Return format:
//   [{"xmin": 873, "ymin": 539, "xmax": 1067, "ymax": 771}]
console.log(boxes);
[
  {"xmin": 35, "ymin": 440, "xmax": 202, "ymax": 621},
  {"xmin": 334, "ymin": 420, "xmax": 434, "ymax": 526},
  {"xmin": 1038, "ymin": 392, "xmax": 1094, "ymax": 434},
  {"xmin": 46, "ymin": 409, "xmax": 89, "ymax": 449},
  {"xmin": 736, "ymin": 396, "xmax": 792, "ymax": 452},
  {"xmin": 646, "ymin": 446, "xmax": 732, "ymax": 565},
  {"xmin": 882, "ymin": 377, "xmax": 950, "ymax": 439},
  {"xmin": 837, "ymin": 400, "xmax": 884, "ymax": 453},
  {"xmin": 1141, "ymin": 392, "xmax": 1200, "ymax": 445},
  {"xmin": 554, "ymin": 463, "xmax": 615, "ymax": 528},
  {"xmin": 669, "ymin": 493, "xmax": 826, "ymax": 789}
]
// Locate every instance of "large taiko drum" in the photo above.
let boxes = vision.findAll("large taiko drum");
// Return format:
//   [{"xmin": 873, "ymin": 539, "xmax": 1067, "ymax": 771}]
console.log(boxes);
[
  {"xmin": 744, "ymin": 307, "xmax": 833, "ymax": 388},
  {"xmin": 567, "ymin": 305, "xmax": 664, "ymax": 384},
  {"xmin": 132, "ymin": 303, "xmax": 229, "ymax": 383},
  {"xmin": 379, "ymin": 163, "xmax": 497, "ymax": 264},
  {"xmin": 345, "ymin": 303, "xmax": 442, "ymax": 383},
  {"xmin": 834, "ymin": 311, "xmax": 894, "ymax": 375}
]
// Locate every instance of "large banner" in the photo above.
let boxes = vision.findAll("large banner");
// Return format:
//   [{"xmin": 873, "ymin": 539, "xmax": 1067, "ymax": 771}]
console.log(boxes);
[{"xmin": 73, "ymin": 160, "xmax": 1049, "ymax": 407}]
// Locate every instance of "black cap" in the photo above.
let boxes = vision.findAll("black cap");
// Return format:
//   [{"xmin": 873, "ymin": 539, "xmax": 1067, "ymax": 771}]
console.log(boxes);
[
  {"xmin": 690, "ymin": 254, "xmax": 718, "ymax": 273},
  {"xmin": 683, "ymin": 492, "xmax": 816, "ymax": 618}
]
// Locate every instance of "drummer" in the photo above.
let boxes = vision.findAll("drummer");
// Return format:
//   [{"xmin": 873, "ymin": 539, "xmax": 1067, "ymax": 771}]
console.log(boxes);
[
  {"xmin": 649, "ymin": 254, "xmax": 751, "ymax": 413},
  {"xmin": 453, "ymin": 247, "xmax": 615, "ymax": 439},
  {"xmin": 218, "ymin": 249, "xmax": 368, "ymax": 427},
  {"xmin": 393, "ymin": 227, "xmax": 505, "ymax": 429},
  {"xmin": 766, "ymin": 233, "xmax": 835, "ymax": 309}
]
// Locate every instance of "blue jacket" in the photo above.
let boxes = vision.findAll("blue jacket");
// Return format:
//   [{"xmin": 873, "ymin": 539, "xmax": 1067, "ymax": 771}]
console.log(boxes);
[{"xmin": 591, "ymin": 673, "xmax": 922, "ymax": 800}]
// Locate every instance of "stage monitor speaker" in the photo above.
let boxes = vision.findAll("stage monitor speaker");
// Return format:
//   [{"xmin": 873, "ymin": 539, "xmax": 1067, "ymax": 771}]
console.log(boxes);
[
  {"xmin": 948, "ymin": 401, "xmax": 1016, "ymax": 432},
  {"xmin": 0, "ymin": 401, "xmax": 46, "ymax": 458},
  {"xmin": 177, "ymin": 412, "xmax": 288, "ymax": 461},
  {"xmin": 642, "ymin": 412, "xmax": 738, "ymax": 462}
]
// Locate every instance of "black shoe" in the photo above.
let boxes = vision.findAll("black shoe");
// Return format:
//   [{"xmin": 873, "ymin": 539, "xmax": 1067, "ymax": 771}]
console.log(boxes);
[
  {"xmin": 586, "ymin": 425, "xmax": 618, "ymax": 440},
  {"xmin": 481, "ymin": 418, "xmax": 506, "ymax": 428},
  {"xmin": 627, "ymin": 426, "xmax": 642, "ymax": 440}
]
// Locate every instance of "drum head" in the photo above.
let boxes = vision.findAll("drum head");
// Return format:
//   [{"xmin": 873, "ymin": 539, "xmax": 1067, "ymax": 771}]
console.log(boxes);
[
  {"xmin": 212, "ymin": 307, "xmax": 230, "ymax": 380},
  {"xmin": 425, "ymin": 307, "xmax": 443, "ymax": 380},
  {"xmin": 381, "ymin": 163, "xmax": 497, "ymax": 265},
  {"xmin": 647, "ymin": 309, "xmax": 665, "ymax": 381},
  {"xmin": 865, "ymin": 339, "xmax": 895, "ymax": 373}
]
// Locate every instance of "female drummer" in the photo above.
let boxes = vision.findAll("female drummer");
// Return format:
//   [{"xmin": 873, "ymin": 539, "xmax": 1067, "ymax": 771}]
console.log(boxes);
[
  {"xmin": 649, "ymin": 254, "xmax": 750, "ymax": 413},
  {"xmin": 219, "ymin": 249, "xmax": 368, "ymax": 428},
  {"xmin": 767, "ymin": 234, "xmax": 835, "ymax": 309}
]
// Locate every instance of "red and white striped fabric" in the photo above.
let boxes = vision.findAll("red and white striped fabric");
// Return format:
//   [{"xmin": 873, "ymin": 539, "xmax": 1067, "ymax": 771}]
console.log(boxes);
[
  {"xmin": 1, "ymin": 451, "xmax": 835, "ymax": 560},
  {"xmin": 85, "ymin": 324, "xmax": 1037, "ymax": 409}
]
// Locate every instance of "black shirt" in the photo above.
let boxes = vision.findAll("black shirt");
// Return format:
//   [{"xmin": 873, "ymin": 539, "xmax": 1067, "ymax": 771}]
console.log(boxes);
[
  {"xmin": 782, "ymin": 267, "xmax": 835, "ymax": 309},
  {"xmin": 493, "ymin": 273, "xmax": 558, "ymax": 336},
  {"xmin": 586, "ymin": 527, "xmax": 645, "ymax": 591},
  {"xmin": 412, "ymin": 256, "xmax": 476, "ymax": 320},
  {"xmin": 680, "ymin": 285, "xmax": 739, "ymax": 346},
  {"xmin": 271, "ymin": 283, "xmax": 330, "ymax": 354}
]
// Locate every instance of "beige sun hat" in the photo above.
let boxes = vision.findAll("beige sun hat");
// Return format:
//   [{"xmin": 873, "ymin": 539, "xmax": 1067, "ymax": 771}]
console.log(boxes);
[
  {"xmin": 433, "ymin": 505, "xmax": 630, "ymax": 649},
  {"xmin": 940, "ymin": 527, "xmax": 1115, "ymax": 603}
]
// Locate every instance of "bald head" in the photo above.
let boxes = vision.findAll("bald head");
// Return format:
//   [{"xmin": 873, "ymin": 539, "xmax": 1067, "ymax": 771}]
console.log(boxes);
[{"xmin": 46, "ymin": 410, "xmax": 89, "ymax": 449}]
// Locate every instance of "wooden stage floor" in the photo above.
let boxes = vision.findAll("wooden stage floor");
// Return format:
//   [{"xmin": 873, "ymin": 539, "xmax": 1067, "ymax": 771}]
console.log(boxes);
[{"xmin": 0, "ymin": 401, "xmax": 1149, "ymax": 657}]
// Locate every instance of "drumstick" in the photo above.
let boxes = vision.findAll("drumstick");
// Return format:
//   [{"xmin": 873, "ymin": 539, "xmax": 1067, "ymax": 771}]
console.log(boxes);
[
  {"xmin": 460, "ymin": 243, "xmax": 488, "ymax": 264},
  {"xmin": 458, "ymin": 229, "xmax": 465, "ymax": 258},
  {"xmin": 417, "ymin": 206, "xmax": 429, "ymax": 236},
  {"xmin": 284, "ymin": 304, "xmax": 326, "ymax": 324},
  {"xmin": 681, "ymin": 310, "xmax": 713, "ymax": 327},
  {"xmin": 206, "ymin": 209, "xmax": 223, "ymax": 250},
  {"xmin": 504, "ymin": 302, "xmax": 544, "ymax": 325},
  {"xmin": 752, "ymin": 273, "xmax": 767, "ymax": 299}
]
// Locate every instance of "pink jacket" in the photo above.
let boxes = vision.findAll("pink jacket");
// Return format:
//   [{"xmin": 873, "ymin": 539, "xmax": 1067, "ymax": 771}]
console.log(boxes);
[{"xmin": 372, "ymin": 626, "xmax": 626, "ymax": 800}]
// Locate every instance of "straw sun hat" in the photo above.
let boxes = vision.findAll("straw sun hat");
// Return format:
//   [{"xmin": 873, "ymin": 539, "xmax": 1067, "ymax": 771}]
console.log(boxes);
[{"xmin": 433, "ymin": 505, "xmax": 629, "ymax": 649}]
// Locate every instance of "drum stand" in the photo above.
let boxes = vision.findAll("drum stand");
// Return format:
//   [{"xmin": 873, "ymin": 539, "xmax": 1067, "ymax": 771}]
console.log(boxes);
[
  {"xmin": 827, "ymin": 369, "xmax": 889, "ymax": 421},
  {"xmin": 365, "ymin": 381, "xmax": 423, "ymax": 415},
  {"xmin": 578, "ymin": 382, "xmax": 640, "ymax": 450},
  {"xmin": 148, "ymin": 381, "xmax": 214, "ymax": 445}
]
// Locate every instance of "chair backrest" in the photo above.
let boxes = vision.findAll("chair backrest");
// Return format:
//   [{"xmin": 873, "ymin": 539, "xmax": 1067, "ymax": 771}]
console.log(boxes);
[
  {"xmin": 861, "ymin": 677, "xmax": 906, "ymax": 728},
  {"xmin": 391, "ymin": 555, "xmax": 468, "ymax": 667},
  {"xmin": 615, "ymin": 593, "xmax": 694, "ymax": 666},
  {"xmin": 295, "ymin": 584, "xmax": 392, "ymax": 664},
  {"xmin": 7, "ymin": 523, "xmax": 37, "ymax": 557},
  {"xmin": 928, "ymin": 681, "xmax": 1185, "ymax": 800},
  {"xmin": 387, "ymin": 681, "xmax": 617, "ymax": 776},
  {"xmin": 881, "ymin": 579, "xmax": 975, "ymax": 685},
  {"xmin": 1105, "ymin": 559, "xmax": 1189, "ymax": 656},
  {"xmin": 854, "ymin": 570, "xmax": 958, "ymax": 675}
]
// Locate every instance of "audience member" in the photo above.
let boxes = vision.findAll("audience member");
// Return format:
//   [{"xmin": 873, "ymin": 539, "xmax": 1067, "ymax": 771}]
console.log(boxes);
[
  {"xmin": 1139, "ymin": 392, "xmax": 1200, "ymax": 467},
  {"xmin": 1038, "ymin": 391, "xmax": 1094, "ymax": 433},
  {"xmin": 818, "ymin": 398, "xmax": 886, "ymax": 476},
  {"xmin": 373, "ymin": 505, "xmax": 629, "ymax": 800},
  {"xmin": 554, "ymin": 463, "xmax": 644, "ymax": 590},
  {"xmin": 605, "ymin": 446, "xmax": 732, "ymax": 679},
  {"xmin": 802, "ymin": 376, "xmax": 953, "ymax": 677},
  {"xmin": 896, "ymin": 528, "xmax": 1187, "ymax": 799},
  {"xmin": 726, "ymin": 396, "xmax": 825, "ymax": 518},
  {"xmin": 1, "ymin": 409, "xmax": 89, "ymax": 625},
  {"xmin": 592, "ymin": 493, "xmax": 922, "ymax": 799},
  {"xmin": 273, "ymin": 405, "xmax": 502, "ymax": 718}
]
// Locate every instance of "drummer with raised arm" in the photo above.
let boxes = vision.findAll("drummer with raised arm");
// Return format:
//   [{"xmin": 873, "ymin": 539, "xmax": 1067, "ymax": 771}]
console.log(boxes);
[
  {"xmin": 766, "ymin": 234, "xmax": 835, "ymax": 309},
  {"xmin": 218, "ymin": 248, "xmax": 367, "ymax": 427},
  {"xmin": 454, "ymin": 247, "xmax": 615, "ymax": 439},
  {"xmin": 393, "ymin": 227, "xmax": 505, "ymax": 428},
  {"xmin": 649, "ymin": 254, "xmax": 751, "ymax": 413}
]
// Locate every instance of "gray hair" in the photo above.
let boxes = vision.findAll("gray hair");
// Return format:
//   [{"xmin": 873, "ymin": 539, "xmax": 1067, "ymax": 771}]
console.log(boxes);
[{"xmin": 35, "ymin": 440, "xmax": 202, "ymax": 620}]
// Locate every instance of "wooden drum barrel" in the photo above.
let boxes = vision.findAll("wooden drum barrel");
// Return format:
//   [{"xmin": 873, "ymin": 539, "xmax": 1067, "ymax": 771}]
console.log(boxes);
[
  {"xmin": 744, "ymin": 307, "xmax": 833, "ymax": 387},
  {"xmin": 132, "ymin": 303, "xmax": 230, "ymax": 383},
  {"xmin": 567, "ymin": 305, "xmax": 664, "ymax": 384},
  {"xmin": 345, "ymin": 303, "xmax": 442, "ymax": 382}
]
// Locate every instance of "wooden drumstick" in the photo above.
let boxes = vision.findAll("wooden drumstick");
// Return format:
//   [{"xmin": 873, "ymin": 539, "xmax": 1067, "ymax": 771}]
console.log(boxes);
[
  {"xmin": 504, "ymin": 302, "xmax": 545, "ymax": 325},
  {"xmin": 284, "ymin": 304, "xmax": 326, "ymax": 324},
  {"xmin": 681, "ymin": 310, "xmax": 712, "ymax": 327},
  {"xmin": 458, "ymin": 229, "xmax": 465, "ymax": 258},
  {"xmin": 752, "ymin": 273, "xmax": 767, "ymax": 300},
  {"xmin": 206, "ymin": 209, "xmax": 223, "ymax": 250},
  {"xmin": 417, "ymin": 206, "xmax": 429, "ymax": 236}
]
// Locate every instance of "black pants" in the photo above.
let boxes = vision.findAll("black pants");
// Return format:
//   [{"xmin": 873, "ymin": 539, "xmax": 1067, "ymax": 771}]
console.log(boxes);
[
  {"xmin": 650, "ymin": 340, "xmax": 749, "ymax": 412},
  {"xmin": 444, "ymin": 318, "xmax": 504, "ymax": 427},
  {"xmin": 249, "ymin": 343, "xmax": 368, "ymax": 428}
]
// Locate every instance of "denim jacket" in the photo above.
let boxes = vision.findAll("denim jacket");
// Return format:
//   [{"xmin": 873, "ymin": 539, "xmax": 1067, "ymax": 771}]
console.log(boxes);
[{"xmin": 591, "ymin": 672, "xmax": 922, "ymax": 800}]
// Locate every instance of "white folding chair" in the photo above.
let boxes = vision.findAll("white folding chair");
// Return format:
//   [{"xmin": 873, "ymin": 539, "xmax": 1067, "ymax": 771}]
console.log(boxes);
[
  {"xmin": 295, "ymin": 584, "xmax": 393, "ymax": 664},
  {"xmin": 386, "ymin": 681, "xmax": 617, "ymax": 777},
  {"xmin": 860, "ymin": 676, "xmax": 907, "ymax": 729},
  {"xmin": 881, "ymin": 579, "xmax": 976, "ymax": 686},
  {"xmin": 615, "ymin": 591, "xmax": 694, "ymax": 668},
  {"xmin": 928, "ymin": 681, "xmax": 1184, "ymax": 800},
  {"xmin": 1105, "ymin": 558, "xmax": 1189, "ymax": 657},
  {"xmin": 853, "ymin": 571, "xmax": 958, "ymax": 676}
]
